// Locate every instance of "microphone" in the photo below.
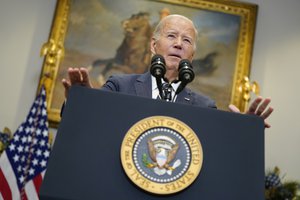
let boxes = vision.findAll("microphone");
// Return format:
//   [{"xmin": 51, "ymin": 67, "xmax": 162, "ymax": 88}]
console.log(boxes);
[
  {"xmin": 178, "ymin": 59, "xmax": 194, "ymax": 83},
  {"xmin": 176, "ymin": 59, "xmax": 195, "ymax": 95},
  {"xmin": 150, "ymin": 55, "xmax": 166, "ymax": 100},
  {"xmin": 150, "ymin": 54, "xmax": 166, "ymax": 79}
]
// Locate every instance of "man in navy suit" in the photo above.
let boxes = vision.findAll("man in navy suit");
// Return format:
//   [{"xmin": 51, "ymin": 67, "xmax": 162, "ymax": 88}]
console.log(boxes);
[{"xmin": 62, "ymin": 14, "xmax": 273, "ymax": 127}]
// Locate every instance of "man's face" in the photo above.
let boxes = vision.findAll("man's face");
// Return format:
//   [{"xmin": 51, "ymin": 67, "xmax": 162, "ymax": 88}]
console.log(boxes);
[{"xmin": 151, "ymin": 17, "xmax": 196, "ymax": 80}]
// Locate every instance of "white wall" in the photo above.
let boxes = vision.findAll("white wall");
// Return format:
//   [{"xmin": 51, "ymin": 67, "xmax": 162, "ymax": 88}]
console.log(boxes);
[
  {"xmin": 0, "ymin": 0, "xmax": 299, "ymax": 181},
  {"xmin": 241, "ymin": 0, "xmax": 300, "ymax": 181},
  {"xmin": 0, "ymin": 0, "xmax": 56, "ymax": 128}
]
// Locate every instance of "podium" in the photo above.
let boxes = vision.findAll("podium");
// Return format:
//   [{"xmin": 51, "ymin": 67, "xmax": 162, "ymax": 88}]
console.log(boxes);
[{"xmin": 40, "ymin": 86, "xmax": 265, "ymax": 200}]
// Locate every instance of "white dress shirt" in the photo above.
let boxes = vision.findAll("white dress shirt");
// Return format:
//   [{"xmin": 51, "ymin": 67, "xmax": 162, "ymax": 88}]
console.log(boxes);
[{"xmin": 151, "ymin": 76, "xmax": 180, "ymax": 102}]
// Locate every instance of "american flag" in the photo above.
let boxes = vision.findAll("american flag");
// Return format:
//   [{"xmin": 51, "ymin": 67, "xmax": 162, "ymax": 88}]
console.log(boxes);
[{"xmin": 0, "ymin": 86, "xmax": 51, "ymax": 200}]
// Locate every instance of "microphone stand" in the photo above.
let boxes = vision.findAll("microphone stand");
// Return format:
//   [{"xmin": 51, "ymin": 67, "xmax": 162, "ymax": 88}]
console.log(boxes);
[
  {"xmin": 156, "ymin": 77, "xmax": 172, "ymax": 101},
  {"xmin": 156, "ymin": 77, "xmax": 164, "ymax": 100},
  {"xmin": 175, "ymin": 82, "xmax": 187, "ymax": 96},
  {"xmin": 161, "ymin": 82, "xmax": 172, "ymax": 101},
  {"xmin": 150, "ymin": 54, "xmax": 167, "ymax": 100}
]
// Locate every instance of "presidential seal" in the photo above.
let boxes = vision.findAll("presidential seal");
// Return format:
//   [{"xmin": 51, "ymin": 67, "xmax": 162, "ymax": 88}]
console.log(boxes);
[{"xmin": 120, "ymin": 116, "xmax": 203, "ymax": 195}]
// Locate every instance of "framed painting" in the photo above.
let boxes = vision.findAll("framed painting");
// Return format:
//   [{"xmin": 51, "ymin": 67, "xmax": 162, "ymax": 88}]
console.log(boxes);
[{"xmin": 38, "ymin": 0, "xmax": 258, "ymax": 127}]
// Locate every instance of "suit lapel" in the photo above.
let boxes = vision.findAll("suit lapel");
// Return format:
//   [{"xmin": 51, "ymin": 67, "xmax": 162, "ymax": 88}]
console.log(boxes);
[{"xmin": 134, "ymin": 72, "xmax": 152, "ymax": 98}]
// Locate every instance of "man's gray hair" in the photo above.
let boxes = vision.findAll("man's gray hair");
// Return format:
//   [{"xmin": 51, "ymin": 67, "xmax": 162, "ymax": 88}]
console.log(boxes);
[{"xmin": 152, "ymin": 14, "xmax": 198, "ymax": 50}]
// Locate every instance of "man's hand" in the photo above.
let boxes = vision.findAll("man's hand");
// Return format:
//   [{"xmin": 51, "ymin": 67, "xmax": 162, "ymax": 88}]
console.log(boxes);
[
  {"xmin": 62, "ymin": 67, "xmax": 93, "ymax": 98},
  {"xmin": 229, "ymin": 96, "xmax": 274, "ymax": 128}
]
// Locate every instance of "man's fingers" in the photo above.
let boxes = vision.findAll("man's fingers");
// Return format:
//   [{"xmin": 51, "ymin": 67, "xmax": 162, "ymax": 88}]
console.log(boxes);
[
  {"xmin": 62, "ymin": 78, "xmax": 71, "ymax": 89},
  {"xmin": 80, "ymin": 68, "xmax": 92, "ymax": 87},
  {"xmin": 62, "ymin": 78, "xmax": 71, "ymax": 98},
  {"xmin": 247, "ymin": 97, "xmax": 273, "ymax": 129},
  {"xmin": 247, "ymin": 96, "xmax": 263, "ymax": 114},
  {"xmin": 62, "ymin": 67, "xmax": 93, "ymax": 99},
  {"xmin": 228, "ymin": 104, "xmax": 240, "ymax": 113},
  {"xmin": 255, "ymin": 98, "xmax": 271, "ymax": 116},
  {"xmin": 69, "ymin": 68, "xmax": 82, "ymax": 85},
  {"xmin": 67, "ymin": 67, "xmax": 93, "ymax": 87},
  {"xmin": 264, "ymin": 122, "xmax": 271, "ymax": 128},
  {"xmin": 261, "ymin": 106, "xmax": 274, "ymax": 119}
]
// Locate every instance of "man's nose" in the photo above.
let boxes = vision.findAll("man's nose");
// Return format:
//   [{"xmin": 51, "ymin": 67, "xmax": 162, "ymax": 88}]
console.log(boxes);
[{"xmin": 173, "ymin": 38, "xmax": 183, "ymax": 49}]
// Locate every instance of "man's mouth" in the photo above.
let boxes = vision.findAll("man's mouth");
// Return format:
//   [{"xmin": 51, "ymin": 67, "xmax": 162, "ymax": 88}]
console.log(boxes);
[{"xmin": 168, "ymin": 54, "xmax": 181, "ymax": 59}]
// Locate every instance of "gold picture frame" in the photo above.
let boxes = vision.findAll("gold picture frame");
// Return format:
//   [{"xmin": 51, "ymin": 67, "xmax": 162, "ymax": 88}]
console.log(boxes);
[{"xmin": 38, "ymin": 0, "xmax": 258, "ymax": 127}]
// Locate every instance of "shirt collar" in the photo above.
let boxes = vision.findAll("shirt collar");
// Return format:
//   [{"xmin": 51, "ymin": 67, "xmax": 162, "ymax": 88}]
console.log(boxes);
[{"xmin": 151, "ymin": 75, "xmax": 181, "ymax": 91}]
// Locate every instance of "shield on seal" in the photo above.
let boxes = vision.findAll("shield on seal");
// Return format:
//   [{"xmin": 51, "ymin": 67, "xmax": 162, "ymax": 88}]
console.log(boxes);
[{"xmin": 156, "ymin": 149, "xmax": 168, "ymax": 167}]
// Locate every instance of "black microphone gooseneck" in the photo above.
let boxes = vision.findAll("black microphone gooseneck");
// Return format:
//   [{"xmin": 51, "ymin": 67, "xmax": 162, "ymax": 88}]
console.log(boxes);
[
  {"xmin": 175, "ymin": 59, "xmax": 195, "ymax": 95},
  {"xmin": 150, "ymin": 54, "xmax": 166, "ymax": 100},
  {"xmin": 161, "ymin": 82, "xmax": 173, "ymax": 101}
]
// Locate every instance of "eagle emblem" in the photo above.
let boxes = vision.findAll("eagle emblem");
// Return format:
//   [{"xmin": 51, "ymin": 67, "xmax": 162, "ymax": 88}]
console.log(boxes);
[{"xmin": 143, "ymin": 135, "xmax": 181, "ymax": 176}]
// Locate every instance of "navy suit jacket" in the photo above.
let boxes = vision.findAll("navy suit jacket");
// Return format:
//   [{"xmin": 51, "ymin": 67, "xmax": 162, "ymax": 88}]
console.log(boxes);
[{"xmin": 102, "ymin": 72, "xmax": 217, "ymax": 109}]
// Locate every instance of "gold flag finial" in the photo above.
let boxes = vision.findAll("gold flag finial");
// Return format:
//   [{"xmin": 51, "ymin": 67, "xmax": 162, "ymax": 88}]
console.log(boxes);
[{"xmin": 238, "ymin": 76, "xmax": 260, "ymax": 112}]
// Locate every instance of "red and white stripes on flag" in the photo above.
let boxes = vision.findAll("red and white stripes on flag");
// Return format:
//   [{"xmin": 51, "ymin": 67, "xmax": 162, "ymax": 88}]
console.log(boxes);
[{"xmin": 0, "ymin": 86, "xmax": 50, "ymax": 200}]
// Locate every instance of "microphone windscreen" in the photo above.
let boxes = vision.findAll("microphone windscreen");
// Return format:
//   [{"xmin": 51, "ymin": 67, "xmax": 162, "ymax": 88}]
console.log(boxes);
[
  {"xmin": 150, "ymin": 54, "xmax": 166, "ymax": 78},
  {"xmin": 151, "ymin": 54, "xmax": 165, "ymax": 64},
  {"xmin": 178, "ymin": 59, "xmax": 194, "ymax": 83},
  {"xmin": 179, "ymin": 59, "xmax": 192, "ymax": 69}
]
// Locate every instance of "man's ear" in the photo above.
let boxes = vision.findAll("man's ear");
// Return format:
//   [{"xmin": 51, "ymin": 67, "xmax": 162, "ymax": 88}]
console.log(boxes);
[
  {"xmin": 190, "ymin": 48, "xmax": 195, "ymax": 61},
  {"xmin": 150, "ymin": 37, "xmax": 156, "ymax": 54}
]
